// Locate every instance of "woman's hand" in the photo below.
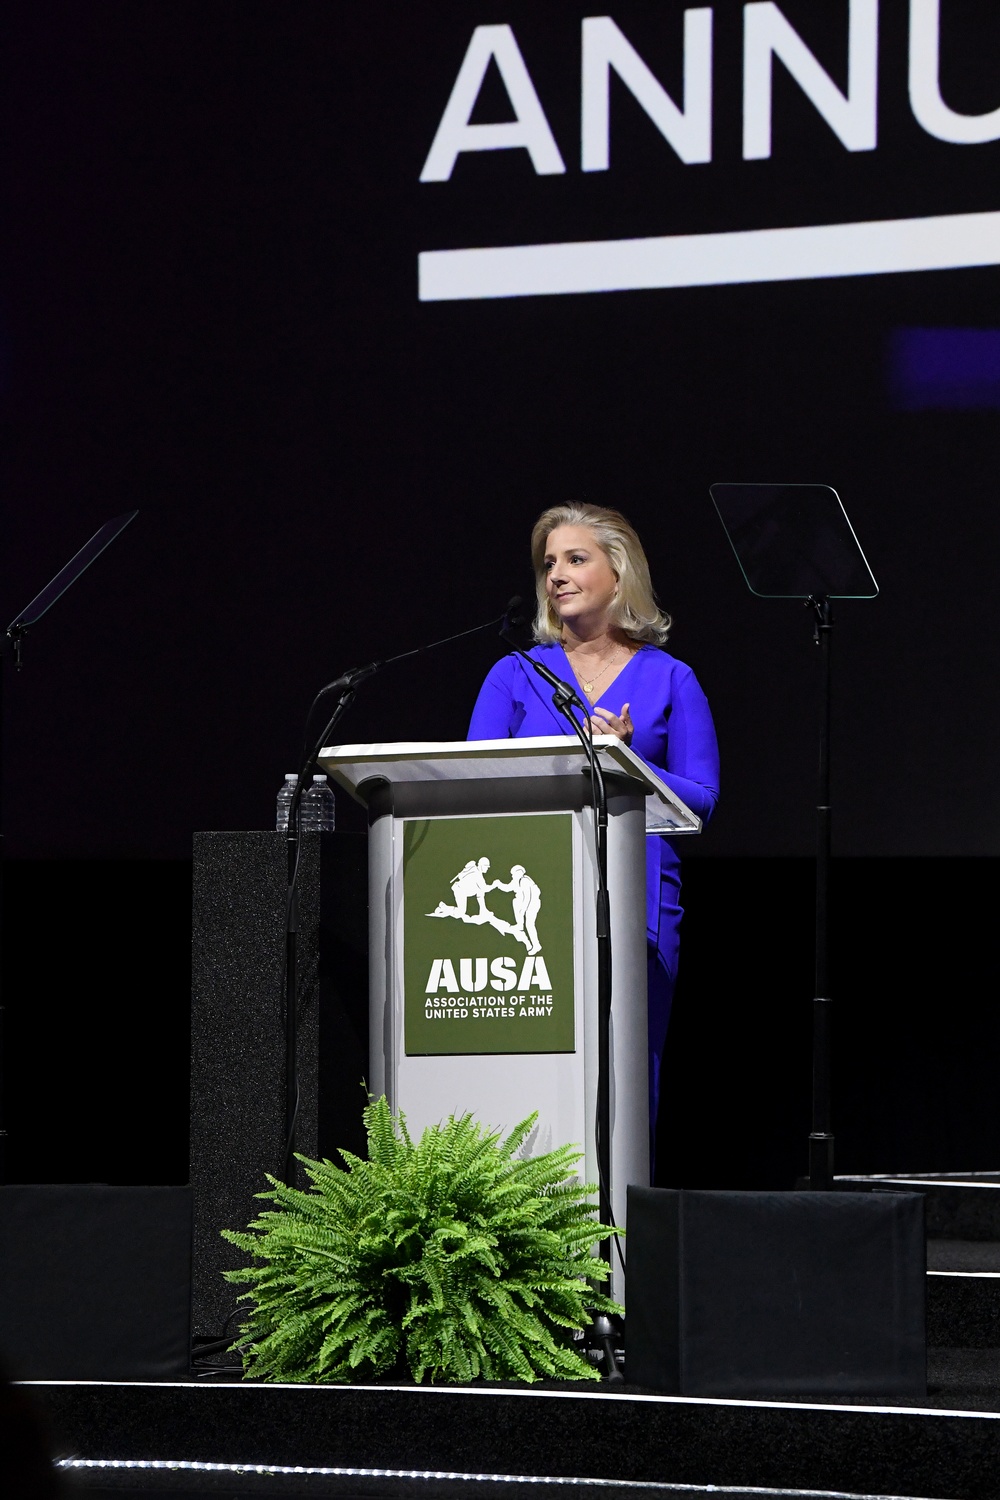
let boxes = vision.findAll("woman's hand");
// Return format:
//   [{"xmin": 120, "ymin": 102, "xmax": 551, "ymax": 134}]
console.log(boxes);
[{"xmin": 588, "ymin": 703, "xmax": 633, "ymax": 746}]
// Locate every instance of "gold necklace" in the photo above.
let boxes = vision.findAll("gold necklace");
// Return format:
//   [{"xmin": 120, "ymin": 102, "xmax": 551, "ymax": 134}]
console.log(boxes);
[{"xmin": 569, "ymin": 643, "xmax": 625, "ymax": 697}]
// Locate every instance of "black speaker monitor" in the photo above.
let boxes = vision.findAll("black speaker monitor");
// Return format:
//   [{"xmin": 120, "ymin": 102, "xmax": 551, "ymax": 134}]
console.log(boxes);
[{"xmin": 626, "ymin": 1187, "xmax": 925, "ymax": 1400}]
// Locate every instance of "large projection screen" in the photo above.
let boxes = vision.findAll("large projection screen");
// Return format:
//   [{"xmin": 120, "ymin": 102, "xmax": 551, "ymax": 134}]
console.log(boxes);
[{"xmin": 3, "ymin": 0, "xmax": 1000, "ymax": 859}]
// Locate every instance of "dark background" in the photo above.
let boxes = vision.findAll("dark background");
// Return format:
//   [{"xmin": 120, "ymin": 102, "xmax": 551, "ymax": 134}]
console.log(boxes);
[{"xmin": 1, "ymin": 2, "xmax": 998, "ymax": 1188}]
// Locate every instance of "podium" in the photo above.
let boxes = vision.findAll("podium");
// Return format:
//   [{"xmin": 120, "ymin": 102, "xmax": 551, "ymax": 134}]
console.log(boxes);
[{"xmin": 320, "ymin": 736, "xmax": 701, "ymax": 1298}]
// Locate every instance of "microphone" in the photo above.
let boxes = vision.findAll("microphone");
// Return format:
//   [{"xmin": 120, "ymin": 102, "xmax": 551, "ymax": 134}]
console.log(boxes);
[
  {"xmin": 321, "ymin": 660, "xmax": 381, "ymax": 696},
  {"xmin": 501, "ymin": 594, "xmax": 525, "ymax": 633},
  {"xmin": 303, "ymin": 596, "xmax": 525, "ymax": 754}
]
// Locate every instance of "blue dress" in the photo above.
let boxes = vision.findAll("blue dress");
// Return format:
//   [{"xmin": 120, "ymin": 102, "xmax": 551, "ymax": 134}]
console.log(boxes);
[{"xmin": 468, "ymin": 642, "xmax": 720, "ymax": 1130}]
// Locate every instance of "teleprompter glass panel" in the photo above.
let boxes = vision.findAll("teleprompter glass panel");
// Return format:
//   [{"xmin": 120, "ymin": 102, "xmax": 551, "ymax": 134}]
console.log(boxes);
[
  {"xmin": 7, "ymin": 511, "xmax": 138, "ymax": 633},
  {"xmin": 709, "ymin": 484, "xmax": 877, "ymax": 599}
]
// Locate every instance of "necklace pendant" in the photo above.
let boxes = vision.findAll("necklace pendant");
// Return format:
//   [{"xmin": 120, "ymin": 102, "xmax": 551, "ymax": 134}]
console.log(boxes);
[{"xmin": 582, "ymin": 680, "xmax": 594, "ymax": 694}]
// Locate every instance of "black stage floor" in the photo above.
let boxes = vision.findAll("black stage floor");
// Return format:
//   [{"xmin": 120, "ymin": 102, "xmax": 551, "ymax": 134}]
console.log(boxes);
[
  {"xmin": 32, "ymin": 1366, "xmax": 1000, "ymax": 1500},
  {"xmin": 25, "ymin": 1175, "xmax": 1000, "ymax": 1500}
]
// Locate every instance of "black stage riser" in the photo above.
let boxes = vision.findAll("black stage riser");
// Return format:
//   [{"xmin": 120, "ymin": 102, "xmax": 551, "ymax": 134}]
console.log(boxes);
[
  {"xmin": 0, "ymin": 1187, "xmax": 191, "ymax": 1382},
  {"xmin": 928, "ymin": 1275, "xmax": 1000, "ymax": 1348},
  {"xmin": 838, "ymin": 1175, "xmax": 1000, "ymax": 1240},
  {"xmin": 29, "ymin": 1381, "xmax": 1000, "ymax": 1500}
]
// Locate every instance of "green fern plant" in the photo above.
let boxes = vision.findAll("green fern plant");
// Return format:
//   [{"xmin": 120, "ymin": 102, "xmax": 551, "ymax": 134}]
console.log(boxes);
[{"xmin": 222, "ymin": 1097, "xmax": 621, "ymax": 1384}]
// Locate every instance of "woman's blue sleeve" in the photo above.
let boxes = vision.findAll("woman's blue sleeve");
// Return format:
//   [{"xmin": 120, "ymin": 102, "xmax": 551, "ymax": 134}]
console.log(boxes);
[
  {"xmin": 468, "ymin": 658, "xmax": 519, "ymax": 739},
  {"xmin": 660, "ymin": 666, "xmax": 720, "ymax": 824}
]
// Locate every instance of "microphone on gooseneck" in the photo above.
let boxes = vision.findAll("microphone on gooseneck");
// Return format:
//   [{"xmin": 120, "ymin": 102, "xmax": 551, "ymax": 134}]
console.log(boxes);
[
  {"xmin": 501, "ymin": 594, "xmax": 525, "ymax": 633},
  {"xmin": 304, "ymin": 597, "xmax": 529, "ymax": 754}
]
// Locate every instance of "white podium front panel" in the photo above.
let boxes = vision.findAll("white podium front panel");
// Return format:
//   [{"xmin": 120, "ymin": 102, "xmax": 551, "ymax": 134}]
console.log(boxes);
[{"xmin": 366, "ymin": 794, "xmax": 648, "ymax": 1302}]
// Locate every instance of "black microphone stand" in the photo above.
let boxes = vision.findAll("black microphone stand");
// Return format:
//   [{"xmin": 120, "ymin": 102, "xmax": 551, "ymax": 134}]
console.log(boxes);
[
  {"xmin": 279, "ymin": 603, "xmax": 521, "ymax": 1189},
  {"xmin": 280, "ymin": 667, "xmax": 374, "ymax": 1187},
  {"xmin": 498, "ymin": 626, "xmax": 623, "ymax": 1382}
]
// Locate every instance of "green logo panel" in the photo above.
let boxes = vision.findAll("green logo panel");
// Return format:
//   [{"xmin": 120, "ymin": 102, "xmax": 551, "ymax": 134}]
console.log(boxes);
[{"xmin": 403, "ymin": 813, "xmax": 575, "ymax": 1056}]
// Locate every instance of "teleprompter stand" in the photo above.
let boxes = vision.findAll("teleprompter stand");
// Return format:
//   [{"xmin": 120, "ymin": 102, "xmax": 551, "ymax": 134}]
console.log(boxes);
[
  {"xmin": 619, "ymin": 487, "xmax": 917, "ymax": 1402},
  {"xmin": 0, "ymin": 510, "xmax": 138, "ymax": 1180},
  {"xmin": 709, "ymin": 484, "xmax": 878, "ymax": 1190}
]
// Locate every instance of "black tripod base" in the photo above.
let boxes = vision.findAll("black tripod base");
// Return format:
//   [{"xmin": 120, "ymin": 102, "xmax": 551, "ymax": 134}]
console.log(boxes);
[
  {"xmin": 809, "ymin": 1133, "xmax": 835, "ymax": 1190},
  {"xmin": 584, "ymin": 1313, "xmax": 624, "ymax": 1382}
]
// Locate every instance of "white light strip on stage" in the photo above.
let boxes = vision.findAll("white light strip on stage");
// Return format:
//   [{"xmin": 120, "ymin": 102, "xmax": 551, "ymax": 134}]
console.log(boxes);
[
  {"xmin": 55, "ymin": 1460, "xmax": 940, "ymax": 1499},
  {"xmin": 418, "ymin": 210, "xmax": 1000, "ymax": 302},
  {"xmin": 846, "ymin": 1177, "xmax": 1000, "ymax": 1187}
]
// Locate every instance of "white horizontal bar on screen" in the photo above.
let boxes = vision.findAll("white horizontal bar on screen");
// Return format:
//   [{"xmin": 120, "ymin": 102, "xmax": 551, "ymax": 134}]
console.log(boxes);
[{"xmin": 418, "ymin": 210, "xmax": 1000, "ymax": 302}]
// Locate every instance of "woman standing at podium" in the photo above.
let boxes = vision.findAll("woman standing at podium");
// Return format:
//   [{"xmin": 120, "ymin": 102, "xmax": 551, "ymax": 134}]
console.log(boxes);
[{"xmin": 468, "ymin": 503, "xmax": 720, "ymax": 1151}]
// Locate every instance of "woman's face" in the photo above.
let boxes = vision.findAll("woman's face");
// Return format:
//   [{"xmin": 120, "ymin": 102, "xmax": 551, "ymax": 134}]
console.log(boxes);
[{"xmin": 543, "ymin": 525, "xmax": 618, "ymax": 633}]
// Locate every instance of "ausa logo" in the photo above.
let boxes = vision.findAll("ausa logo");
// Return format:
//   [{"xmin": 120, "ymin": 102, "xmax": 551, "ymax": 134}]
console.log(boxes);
[
  {"xmin": 424, "ymin": 855, "xmax": 552, "ymax": 1006},
  {"xmin": 402, "ymin": 813, "xmax": 574, "ymax": 1055}
]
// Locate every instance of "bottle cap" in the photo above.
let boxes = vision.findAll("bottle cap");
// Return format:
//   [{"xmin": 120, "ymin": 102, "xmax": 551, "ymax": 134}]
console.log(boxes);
[{"xmin": 312, "ymin": 774, "xmax": 327, "ymax": 782}]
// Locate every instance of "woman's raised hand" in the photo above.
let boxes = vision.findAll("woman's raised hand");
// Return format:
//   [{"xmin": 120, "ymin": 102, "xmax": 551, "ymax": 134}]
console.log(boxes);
[{"xmin": 588, "ymin": 703, "xmax": 633, "ymax": 746}]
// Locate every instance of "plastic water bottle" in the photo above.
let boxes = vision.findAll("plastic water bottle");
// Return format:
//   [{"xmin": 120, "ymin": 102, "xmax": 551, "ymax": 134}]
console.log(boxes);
[
  {"xmin": 275, "ymin": 774, "xmax": 298, "ymax": 832},
  {"xmin": 299, "ymin": 773, "xmax": 336, "ymax": 832}
]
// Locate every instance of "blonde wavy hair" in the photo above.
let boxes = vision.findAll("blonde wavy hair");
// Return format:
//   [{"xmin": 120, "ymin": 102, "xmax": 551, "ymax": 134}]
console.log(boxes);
[{"xmin": 530, "ymin": 503, "xmax": 671, "ymax": 646}]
